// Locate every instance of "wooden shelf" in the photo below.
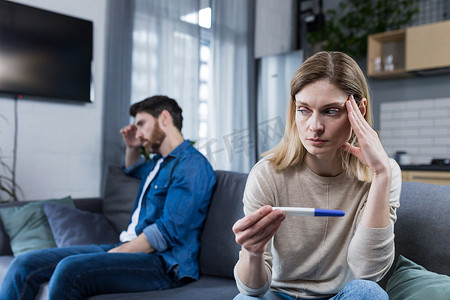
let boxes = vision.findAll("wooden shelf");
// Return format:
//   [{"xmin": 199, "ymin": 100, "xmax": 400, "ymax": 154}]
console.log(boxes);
[
  {"xmin": 367, "ymin": 29, "xmax": 406, "ymax": 77},
  {"xmin": 368, "ymin": 69, "xmax": 412, "ymax": 79},
  {"xmin": 367, "ymin": 20, "xmax": 450, "ymax": 78}
]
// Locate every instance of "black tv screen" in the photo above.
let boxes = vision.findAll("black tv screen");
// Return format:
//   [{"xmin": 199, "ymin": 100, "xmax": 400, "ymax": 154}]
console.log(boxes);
[{"xmin": 0, "ymin": 0, "xmax": 93, "ymax": 102}]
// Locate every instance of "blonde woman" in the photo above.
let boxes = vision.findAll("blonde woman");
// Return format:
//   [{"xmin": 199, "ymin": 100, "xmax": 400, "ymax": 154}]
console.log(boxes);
[{"xmin": 233, "ymin": 51, "xmax": 401, "ymax": 299}]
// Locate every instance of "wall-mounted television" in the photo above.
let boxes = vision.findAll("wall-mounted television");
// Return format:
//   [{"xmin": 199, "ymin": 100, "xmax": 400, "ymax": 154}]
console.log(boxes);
[{"xmin": 0, "ymin": 0, "xmax": 93, "ymax": 103}]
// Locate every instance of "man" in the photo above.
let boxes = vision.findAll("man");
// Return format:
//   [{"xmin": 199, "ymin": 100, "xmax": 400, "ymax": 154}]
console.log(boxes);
[{"xmin": 0, "ymin": 95, "xmax": 216, "ymax": 299}]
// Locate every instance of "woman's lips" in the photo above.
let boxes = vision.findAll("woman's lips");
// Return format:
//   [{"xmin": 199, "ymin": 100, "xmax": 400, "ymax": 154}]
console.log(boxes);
[{"xmin": 307, "ymin": 138, "xmax": 328, "ymax": 146}]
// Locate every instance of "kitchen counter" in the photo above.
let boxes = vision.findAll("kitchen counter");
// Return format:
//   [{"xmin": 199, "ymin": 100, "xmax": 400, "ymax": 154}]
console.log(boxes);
[
  {"xmin": 400, "ymin": 164, "xmax": 450, "ymax": 171},
  {"xmin": 400, "ymin": 166, "xmax": 450, "ymax": 185}
]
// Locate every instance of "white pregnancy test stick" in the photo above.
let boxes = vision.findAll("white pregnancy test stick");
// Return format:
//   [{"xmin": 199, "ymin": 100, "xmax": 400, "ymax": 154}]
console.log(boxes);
[{"xmin": 272, "ymin": 207, "xmax": 345, "ymax": 217}]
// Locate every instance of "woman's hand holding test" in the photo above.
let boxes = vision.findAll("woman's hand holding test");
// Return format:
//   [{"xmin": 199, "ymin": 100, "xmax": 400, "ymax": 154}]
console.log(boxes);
[{"xmin": 233, "ymin": 206, "xmax": 285, "ymax": 288}]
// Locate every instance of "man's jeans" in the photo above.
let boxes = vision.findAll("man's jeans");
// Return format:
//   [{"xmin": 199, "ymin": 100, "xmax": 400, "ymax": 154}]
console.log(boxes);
[
  {"xmin": 0, "ymin": 245, "xmax": 187, "ymax": 300},
  {"xmin": 234, "ymin": 279, "xmax": 389, "ymax": 300}
]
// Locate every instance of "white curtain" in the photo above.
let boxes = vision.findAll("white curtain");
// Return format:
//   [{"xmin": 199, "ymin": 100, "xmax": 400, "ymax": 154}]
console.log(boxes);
[
  {"xmin": 131, "ymin": 0, "xmax": 201, "ymax": 141},
  {"xmin": 198, "ymin": 0, "xmax": 255, "ymax": 172},
  {"xmin": 130, "ymin": 0, "xmax": 256, "ymax": 173}
]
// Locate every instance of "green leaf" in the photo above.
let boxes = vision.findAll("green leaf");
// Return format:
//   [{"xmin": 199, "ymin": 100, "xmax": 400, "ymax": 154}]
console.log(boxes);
[{"xmin": 307, "ymin": 0, "xmax": 419, "ymax": 57}]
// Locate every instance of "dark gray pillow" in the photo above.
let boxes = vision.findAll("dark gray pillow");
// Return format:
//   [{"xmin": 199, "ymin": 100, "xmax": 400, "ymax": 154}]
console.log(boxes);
[
  {"xmin": 43, "ymin": 203, "xmax": 119, "ymax": 247},
  {"xmin": 102, "ymin": 166, "xmax": 140, "ymax": 233},
  {"xmin": 199, "ymin": 170, "xmax": 247, "ymax": 278}
]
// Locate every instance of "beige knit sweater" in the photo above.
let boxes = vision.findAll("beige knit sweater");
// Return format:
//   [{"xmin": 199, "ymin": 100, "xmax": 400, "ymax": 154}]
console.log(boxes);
[{"xmin": 234, "ymin": 157, "xmax": 401, "ymax": 299}]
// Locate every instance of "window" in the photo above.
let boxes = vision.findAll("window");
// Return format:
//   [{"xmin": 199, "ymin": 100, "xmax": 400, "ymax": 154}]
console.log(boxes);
[
  {"xmin": 180, "ymin": 0, "xmax": 212, "ymax": 146},
  {"xmin": 130, "ymin": 1, "xmax": 212, "ymax": 146}
]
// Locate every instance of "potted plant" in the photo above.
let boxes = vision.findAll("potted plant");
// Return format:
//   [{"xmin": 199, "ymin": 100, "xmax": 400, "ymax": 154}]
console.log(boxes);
[
  {"xmin": 0, "ymin": 114, "xmax": 20, "ymax": 201},
  {"xmin": 307, "ymin": 0, "xmax": 419, "ymax": 57},
  {"xmin": 0, "ymin": 160, "xmax": 18, "ymax": 201}
]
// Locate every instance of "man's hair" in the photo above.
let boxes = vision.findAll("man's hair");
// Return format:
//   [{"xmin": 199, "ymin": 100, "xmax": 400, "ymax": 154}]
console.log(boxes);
[
  {"xmin": 129, "ymin": 95, "xmax": 183, "ymax": 132},
  {"xmin": 265, "ymin": 51, "xmax": 373, "ymax": 182}
]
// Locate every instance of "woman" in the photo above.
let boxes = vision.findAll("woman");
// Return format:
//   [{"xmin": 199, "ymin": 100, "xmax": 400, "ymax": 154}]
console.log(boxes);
[{"xmin": 232, "ymin": 51, "xmax": 401, "ymax": 299}]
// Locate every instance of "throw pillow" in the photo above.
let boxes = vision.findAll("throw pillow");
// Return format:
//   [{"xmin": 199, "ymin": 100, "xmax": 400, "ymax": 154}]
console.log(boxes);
[
  {"xmin": 0, "ymin": 197, "xmax": 74, "ymax": 256},
  {"xmin": 386, "ymin": 255, "xmax": 450, "ymax": 300},
  {"xmin": 43, "ymin": 203, "xmax": 119, "ymax": 247}
]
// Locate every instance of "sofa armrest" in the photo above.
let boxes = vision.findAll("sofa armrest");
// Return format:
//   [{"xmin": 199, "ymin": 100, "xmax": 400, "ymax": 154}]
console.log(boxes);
[
  {"xmin": 199, "ymin": 170, "xmax": 247, "ymax": 279},
  {"xmin": 378, "ymin": 181, "xmax": 450, "ymax": 288}
]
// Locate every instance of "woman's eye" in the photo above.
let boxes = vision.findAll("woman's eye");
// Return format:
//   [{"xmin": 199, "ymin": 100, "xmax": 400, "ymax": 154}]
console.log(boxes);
[
  {"xmin": 324, "ymin": 109, "xmax": 339, "ymax": 115},
  {"xmin": 296, "ymin": 107, "xmax": 309, "ymax": 115}
]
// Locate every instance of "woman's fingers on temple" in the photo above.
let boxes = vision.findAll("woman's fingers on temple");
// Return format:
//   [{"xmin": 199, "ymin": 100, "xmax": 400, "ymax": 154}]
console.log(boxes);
[
  {"xmin": 347, "ymin": 110, "xmax": 362, "ymax": 136},
  {"xmin": 348, "ymin": 96, "xmax": 365, "ymax": 120},
  {"xmin": 347, "ymin": 96, "xmax": 371, "ymax": 137}
]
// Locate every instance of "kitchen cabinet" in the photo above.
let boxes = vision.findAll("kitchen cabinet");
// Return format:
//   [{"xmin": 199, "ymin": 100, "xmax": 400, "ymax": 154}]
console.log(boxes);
[
  {"xmin": 367, "ymin": 20, "xmax": 450, "ymax": 78},
  {"xmin": 402, "ymin": 170, "xmax": 450, "ymax": 185}
]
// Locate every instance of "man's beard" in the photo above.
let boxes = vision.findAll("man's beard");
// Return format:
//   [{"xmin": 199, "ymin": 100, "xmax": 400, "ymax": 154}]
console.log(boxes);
[{"xmin": 144, "ymin": 123, "xmax": 166, "ymax": 154}]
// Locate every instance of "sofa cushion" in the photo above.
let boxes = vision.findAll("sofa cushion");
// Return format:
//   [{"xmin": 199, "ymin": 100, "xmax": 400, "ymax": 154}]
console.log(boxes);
[
  {"xmin": 199, "ymin": 170, "xmax": 247, "ymax": 278},
  {"xmin": 89, "ymin": 276, "xmax": 238, "ymax": 300},
  {"xmin": 393, "ymin": 182, "xmax": 450, "ymax": 276},
  {"xmin": 102, "ymin": 166, "xmax": 140, "ymax": 233},
  {"xmin": 386, "ymin": 255, "xmax": 450, "ymax": 300},
  {"xmin": 43, "ymin": 203, "xmax": 119, "ymax": 247},
  {"xmin": 0, "ymin": 197, "xmax": 74, "ymax": 256}
]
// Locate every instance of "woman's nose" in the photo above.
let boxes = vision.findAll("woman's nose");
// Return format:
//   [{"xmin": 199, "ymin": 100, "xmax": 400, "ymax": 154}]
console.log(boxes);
[{"xmin": 309, "ymin": 114, "xmax": 324, "ymax": 132}]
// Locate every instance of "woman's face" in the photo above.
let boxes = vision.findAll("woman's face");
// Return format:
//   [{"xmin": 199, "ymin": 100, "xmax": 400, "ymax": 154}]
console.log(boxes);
[{"xmin": 294, "ymin": 80, "xmax": 352, "ymax": 160}]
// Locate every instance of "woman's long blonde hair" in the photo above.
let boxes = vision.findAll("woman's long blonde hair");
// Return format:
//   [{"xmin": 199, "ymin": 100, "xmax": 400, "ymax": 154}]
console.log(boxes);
[{"xmin": 265, "ymin": 51, "xmax": 373, "ymax": 182}]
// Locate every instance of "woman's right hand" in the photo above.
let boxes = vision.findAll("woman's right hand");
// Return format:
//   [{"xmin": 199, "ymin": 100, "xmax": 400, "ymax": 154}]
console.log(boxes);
[{"xmin": 233, "ymin": 205, "xmax": 285, "ymax": 256}]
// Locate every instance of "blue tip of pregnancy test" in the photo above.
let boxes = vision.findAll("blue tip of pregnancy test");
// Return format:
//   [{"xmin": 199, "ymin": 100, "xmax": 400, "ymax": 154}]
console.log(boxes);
[{"xmin": 314, "ymin": 209, "xmax": 345, "ymax": 217}]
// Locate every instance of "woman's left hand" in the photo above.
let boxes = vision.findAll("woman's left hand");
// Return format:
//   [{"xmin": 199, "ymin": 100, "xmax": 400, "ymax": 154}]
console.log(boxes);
[{"xmin": 342, "ymin": 95, "xmax": 390, "ymax": 175}]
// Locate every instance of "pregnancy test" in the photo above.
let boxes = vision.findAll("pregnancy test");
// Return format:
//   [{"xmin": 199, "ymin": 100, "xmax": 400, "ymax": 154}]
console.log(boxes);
[{"xmin": 273, "ymin": 207, "xmax": 345, "ymax": 217}]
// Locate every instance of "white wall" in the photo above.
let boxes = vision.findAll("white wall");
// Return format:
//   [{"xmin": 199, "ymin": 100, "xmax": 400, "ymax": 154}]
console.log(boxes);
[
  {"xmin": 0, "ymin": 0, "xmax": 107, "ymax": 200},
  {"xmin": 380, "ymin": 97, "xmax": 450, "ymax": 164}
]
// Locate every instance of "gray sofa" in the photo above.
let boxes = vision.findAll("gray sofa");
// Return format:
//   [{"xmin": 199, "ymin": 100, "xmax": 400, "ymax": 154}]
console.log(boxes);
[{"xmin": 0, "ymin": 166, "xmax": 449, "ymax": 299}]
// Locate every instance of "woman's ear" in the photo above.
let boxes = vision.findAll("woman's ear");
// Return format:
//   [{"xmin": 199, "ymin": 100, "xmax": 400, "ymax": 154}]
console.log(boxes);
[{"xmin": 359, "ymin": 98, "xmax": 367, "ymax": 117}]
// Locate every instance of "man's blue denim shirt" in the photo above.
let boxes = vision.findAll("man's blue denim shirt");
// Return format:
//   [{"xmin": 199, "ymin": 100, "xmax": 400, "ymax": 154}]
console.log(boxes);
[{"xmin": 124, "ymin": 140, "xmax": 216, "ymax": 280}]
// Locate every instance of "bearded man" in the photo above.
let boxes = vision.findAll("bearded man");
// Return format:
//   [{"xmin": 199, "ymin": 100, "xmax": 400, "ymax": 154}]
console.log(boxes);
[{"xmin": 0, "ymin": 95, "xmax": 216, "ymax": 299}]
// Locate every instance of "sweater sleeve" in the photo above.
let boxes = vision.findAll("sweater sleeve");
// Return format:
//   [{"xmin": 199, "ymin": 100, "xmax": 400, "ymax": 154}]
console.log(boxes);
[
  {"xmin": 347, "ymin": 159, "xmax": 402, "ymax": 281},
  {"xmin": 233, "ymin": 159, "xmax": 275, "ymax": 296},
  {"xmin": 234, "ymin": 258, "xmax": 272, "ymax": 296}
]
